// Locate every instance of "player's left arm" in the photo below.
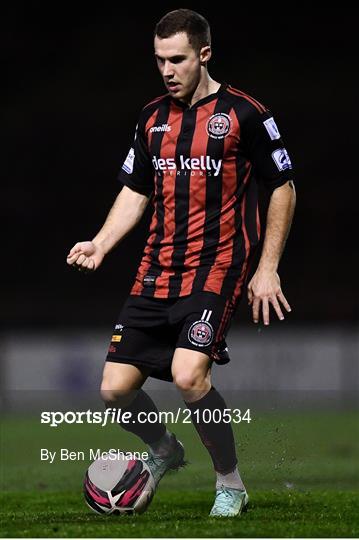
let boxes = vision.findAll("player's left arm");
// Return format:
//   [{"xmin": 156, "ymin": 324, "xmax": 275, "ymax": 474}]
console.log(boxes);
[{"xmin": 247, "ymin": 180, "xmax": 296, "ymax": 325}]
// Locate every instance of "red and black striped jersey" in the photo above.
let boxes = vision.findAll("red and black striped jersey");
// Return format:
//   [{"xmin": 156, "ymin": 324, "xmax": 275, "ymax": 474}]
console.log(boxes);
[{"xmin": 119, "ymin": 83, "xmax": 293, "ymax": 304}]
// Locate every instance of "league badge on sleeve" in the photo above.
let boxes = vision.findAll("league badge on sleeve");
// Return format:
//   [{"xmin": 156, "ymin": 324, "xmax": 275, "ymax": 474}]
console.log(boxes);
[
  {"xmin": 271, "ymin": 148, "xmax": 292, "ymax": 171},
  {"xmin": 122, "ymin": 147, "xmax": 135, "ymax": 174},
  {"xmin": 263, "ymin": 117, "xmax": 281, "ymax": 140}
]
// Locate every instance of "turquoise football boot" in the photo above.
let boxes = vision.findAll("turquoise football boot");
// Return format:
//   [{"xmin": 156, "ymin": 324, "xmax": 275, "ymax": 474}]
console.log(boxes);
[
  {"xmin": 209, "ymin": 485, "xmax": 249, "ymax": 517},
  {"xmin": 146, "ymin": 434, "xmax": 186, "ymax": 486}
]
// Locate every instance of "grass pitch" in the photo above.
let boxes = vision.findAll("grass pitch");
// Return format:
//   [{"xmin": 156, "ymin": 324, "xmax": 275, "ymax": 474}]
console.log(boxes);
[{"xmin": 1, "ymin": 410, "xmax": 358, "ymax": 537}]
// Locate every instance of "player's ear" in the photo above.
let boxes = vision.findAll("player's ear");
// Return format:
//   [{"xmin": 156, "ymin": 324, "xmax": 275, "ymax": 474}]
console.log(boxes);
[{"xmin": 199, "ymin": 45, "xmax": 211, "ymax": 64}]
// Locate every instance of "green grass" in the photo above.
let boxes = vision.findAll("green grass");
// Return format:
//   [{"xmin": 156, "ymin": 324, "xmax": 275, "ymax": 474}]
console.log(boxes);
[
  {"xmin": 1, "ymin": 411, "xmax": 359, "ymax": 537},
  {"xmin": 2, "ymin": 490, "xmax": 359, "ymax": 538}
]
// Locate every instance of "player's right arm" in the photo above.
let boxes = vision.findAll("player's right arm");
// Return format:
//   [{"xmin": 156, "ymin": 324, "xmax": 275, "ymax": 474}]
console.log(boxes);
[{"xmin": 66, "ymin": 186, "xmax": 150, "ymax": 271}]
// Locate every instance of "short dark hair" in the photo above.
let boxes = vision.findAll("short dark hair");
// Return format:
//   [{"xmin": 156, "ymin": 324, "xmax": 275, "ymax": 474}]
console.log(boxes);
[{"xmin": 154, "ymin": 9, "xmax": 211, "ymax": 53}]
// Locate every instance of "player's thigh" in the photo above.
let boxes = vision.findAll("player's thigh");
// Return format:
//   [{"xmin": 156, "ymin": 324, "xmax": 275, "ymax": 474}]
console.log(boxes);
[
  {"xmin": 100, "ymin": 362, "xmax": 151, "ymax": 405},
  {"xmin": 171, "ymin": 347, "xmax": 212, "ymax": 389}
]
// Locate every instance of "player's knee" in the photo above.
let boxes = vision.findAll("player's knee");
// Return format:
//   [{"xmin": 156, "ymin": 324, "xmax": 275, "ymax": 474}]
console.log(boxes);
[
  {"xmin": 173, "ymin": 372, "xmax": 203, "ymax": 393},
  {"xmin": 100, "ymin": 379, "xmax": 134, "ymax": 407}
]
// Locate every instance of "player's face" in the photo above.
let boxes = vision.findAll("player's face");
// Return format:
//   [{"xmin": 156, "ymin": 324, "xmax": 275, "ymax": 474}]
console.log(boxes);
[{"xmin": 154, "ymin": 32, "xmax": 210, "ymax": 102}]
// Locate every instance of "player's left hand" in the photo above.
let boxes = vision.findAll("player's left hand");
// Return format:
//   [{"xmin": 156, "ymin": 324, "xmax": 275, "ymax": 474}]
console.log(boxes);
[{"xmin": 247, "ymin": 271, "xmax": 291, "ymax": 325}]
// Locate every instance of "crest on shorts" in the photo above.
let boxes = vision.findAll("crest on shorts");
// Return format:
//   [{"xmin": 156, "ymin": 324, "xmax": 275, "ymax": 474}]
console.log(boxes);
[
  {"xmin": 206, "ymin": 113, "xmax": 232, "ymax": 139},
  {"xmin": 188, "ymin": 309, "xmax": 214, "ymax": 347}
]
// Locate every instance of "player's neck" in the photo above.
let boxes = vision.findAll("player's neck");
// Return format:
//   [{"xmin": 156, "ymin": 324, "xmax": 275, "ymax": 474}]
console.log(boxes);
[{"xmin": 186, "ymin": 75, "xmax": 221, "ymax": 107}]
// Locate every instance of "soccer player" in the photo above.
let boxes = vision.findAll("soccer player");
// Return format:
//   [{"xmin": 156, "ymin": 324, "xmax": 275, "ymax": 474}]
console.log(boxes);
[{"xmin": 67, "ymin": 9, "xmax": 296, "ymax": 517}]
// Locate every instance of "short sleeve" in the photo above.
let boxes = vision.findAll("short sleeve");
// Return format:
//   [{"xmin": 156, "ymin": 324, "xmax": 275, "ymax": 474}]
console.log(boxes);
[
  {"xmin": 242, "ymin": 105, "xmax": 294, "ymax": 191},
  {"xmin": 118, "ymin": 115, "xmax": 154, "ymax": 197}
]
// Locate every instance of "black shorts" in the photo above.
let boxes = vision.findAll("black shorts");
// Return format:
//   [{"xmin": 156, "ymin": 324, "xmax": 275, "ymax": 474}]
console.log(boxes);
[{"xmin": 106, "ymin": 291, "xmax": 236, "ymax": 381}]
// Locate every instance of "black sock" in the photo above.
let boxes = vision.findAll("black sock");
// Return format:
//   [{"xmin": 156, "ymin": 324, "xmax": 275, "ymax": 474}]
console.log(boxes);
[
  {"xmin": 116, "ymin": 389, "xmax": 166, "ymax": 445},
  {"xmin": 185, "ymin": 386, "xmax": 237, "ymax": 474}
]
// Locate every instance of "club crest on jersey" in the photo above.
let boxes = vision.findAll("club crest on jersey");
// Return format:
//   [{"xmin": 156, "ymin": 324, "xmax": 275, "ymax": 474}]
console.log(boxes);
[
  {"xmin": 206, "ymin": 113, "xmax": 232, "ymax": 139},
  {"xmin": 188, "ymin": 309, "xmax": 214, "ymax": 347}
]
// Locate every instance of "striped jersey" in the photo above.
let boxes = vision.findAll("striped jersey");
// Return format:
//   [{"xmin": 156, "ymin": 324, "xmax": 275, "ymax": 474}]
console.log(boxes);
[{"xmin": 119, "ymin": 83, "xmax": 293, "ymax": 304}]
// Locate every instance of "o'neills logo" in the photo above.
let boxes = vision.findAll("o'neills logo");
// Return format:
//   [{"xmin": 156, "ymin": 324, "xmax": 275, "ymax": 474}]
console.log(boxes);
[
  {"xmin": 152, "ymin": 155, "xmax": 222, "ymax": 176},
  {"xmin": 149, "ymin": 124, "xmax": 171, "ymax": 133}
]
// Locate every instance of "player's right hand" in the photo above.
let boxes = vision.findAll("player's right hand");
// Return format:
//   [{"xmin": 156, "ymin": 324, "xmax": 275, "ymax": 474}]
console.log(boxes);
[{"xmin": 66, "ymin": 241, "xmax": 105, "ymax": 272}]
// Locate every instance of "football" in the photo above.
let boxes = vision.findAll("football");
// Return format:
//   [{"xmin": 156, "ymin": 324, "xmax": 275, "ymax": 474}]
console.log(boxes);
[{"xmin": 84, "ymin": 453, "xmax": 155, "ymax": 515}]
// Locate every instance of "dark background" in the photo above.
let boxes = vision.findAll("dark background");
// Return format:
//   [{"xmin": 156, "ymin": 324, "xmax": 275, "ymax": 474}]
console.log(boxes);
[{"xmin": 3, "ymin": 5, "xmax": 357, "ymax": 329}]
